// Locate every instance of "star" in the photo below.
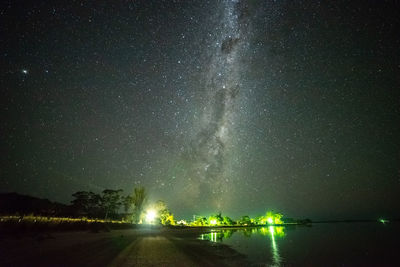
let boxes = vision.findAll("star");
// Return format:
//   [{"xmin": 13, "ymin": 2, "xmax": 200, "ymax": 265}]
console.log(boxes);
[{"xmin": 0, "ymin": 0, "xmax": 397, "ymax": 221}]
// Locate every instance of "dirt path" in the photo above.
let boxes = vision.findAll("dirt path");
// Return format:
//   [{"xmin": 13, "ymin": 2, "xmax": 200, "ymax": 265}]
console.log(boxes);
[{"xmin": 109, "ymin": 236, "xmax": 196, "ymax": 266}]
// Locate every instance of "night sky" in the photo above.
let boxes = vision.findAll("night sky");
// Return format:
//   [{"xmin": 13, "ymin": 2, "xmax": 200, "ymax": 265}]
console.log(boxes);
[{"xmin": 1, "ymin": 0, "xmax": 399, "ymax": 220}]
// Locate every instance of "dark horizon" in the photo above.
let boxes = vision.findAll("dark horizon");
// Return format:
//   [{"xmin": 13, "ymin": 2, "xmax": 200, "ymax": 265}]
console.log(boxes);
[{"xmin": 1, "ymin": 1, "xmax": 399, "ymax": 221}]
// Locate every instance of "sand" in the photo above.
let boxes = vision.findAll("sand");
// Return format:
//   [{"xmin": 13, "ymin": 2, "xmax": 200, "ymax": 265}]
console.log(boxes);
[{"xmin": 0, "ymin": 227, "xmax": 250, "ymax": 266}]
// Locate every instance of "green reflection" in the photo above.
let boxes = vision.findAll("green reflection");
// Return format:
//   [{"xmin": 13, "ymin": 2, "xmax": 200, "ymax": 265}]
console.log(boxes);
[
  {"xmin": 258, "ymin": 226, "xmax": 285, "ymax": 238},
  {"xmin": 199, "ymin": 231, "xmax": 224, "ymax": 242},
  {"xmin": 199, "ymin": 227, "xmax": 285, "ymax": 266},
  {"xmin": 269, "ymin": 226, "xmax": 281, "ymax": 267},
  {"xmin": 200, "ymin": 226, "xmax": 286, "ymax": 241}
]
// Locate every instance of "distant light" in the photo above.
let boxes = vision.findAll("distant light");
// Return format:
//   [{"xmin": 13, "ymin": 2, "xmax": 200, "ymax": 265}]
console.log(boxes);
[
  {"xmin": 211, "ymin": 232, "xmax": 217, "ymax": 242},
  {"xmin": 267, "ymin": 217, "xmax": 274, "ymax": 224},
  {"xmin": 379, "ymin": 219, "xmax": 389, "ymax": 224},
  {"xmin": 210, "ymin": 219, "xmax": 217, "ymax": 225},
  {"xmin": 145, "ymin": 210, "xmax": 156, "ymax": 224},
  {"xmin": 177, "ymin": 220, "xmax": 187, "ymax": 225},
  {"xmin": 22, "ymin": 69, "xmax": 28, "ymax": 74}
]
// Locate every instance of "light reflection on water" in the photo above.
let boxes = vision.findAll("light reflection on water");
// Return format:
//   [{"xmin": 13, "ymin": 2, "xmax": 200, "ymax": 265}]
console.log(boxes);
[
  {"xmin": 269, "ymin": 226, "xmax": 281, "ymax": 266},
  {"xmin": 198, "ymin": 223, "xmax": 399, "ymax": 266},
  {"xmin": 199, "ymin": 226, "xmax": 285, "ymax": 266}
]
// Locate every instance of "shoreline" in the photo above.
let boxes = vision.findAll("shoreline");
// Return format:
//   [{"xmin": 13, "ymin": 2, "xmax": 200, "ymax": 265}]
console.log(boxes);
[{"xmin": 0, "ymin": 227, "xmax": 251, "ymax": 266}]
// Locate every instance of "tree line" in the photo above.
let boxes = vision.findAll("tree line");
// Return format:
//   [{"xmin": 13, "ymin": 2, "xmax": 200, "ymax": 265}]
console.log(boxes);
[
  {"xmin": 186, "ymin": 211, "xmax": 311, "ymax": 226},
  {"xmin": 70, "ymin": 187, "xmax": 175, "ymax": 225},
  {"xmin": 70, "ymin": 187, "xmax": 147, "ymax": 222}
]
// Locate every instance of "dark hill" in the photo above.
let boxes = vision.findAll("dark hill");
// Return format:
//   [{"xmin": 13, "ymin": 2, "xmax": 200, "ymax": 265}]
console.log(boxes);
[{"xmin": 0, "ymin": 192, "xmax": 72, "ymax": 216}]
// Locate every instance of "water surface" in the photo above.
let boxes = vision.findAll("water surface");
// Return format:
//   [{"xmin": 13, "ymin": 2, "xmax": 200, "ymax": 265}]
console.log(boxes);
[{"xmin": 200, "ymin": 222, "xmax": 399, "ymax": 266}]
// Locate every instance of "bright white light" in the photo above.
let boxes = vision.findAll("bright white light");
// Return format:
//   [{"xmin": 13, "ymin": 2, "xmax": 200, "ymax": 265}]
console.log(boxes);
[
  {"xmin": 177, "ymin": 220, "xmax": 187, "ymax": 225},
  {"xmin": 22, "ymin": 69, "xmax": 28, "ymax": 74},
  {"xmin": 145, "ymin": 210, "xmax": 156, "ymax": 224},
  {"xmin": 210, "ymin": 219, "xmax": 217, "ymax": 225},
  {"xmin": 211, "ymin": 232, "xmax": 217, "ymax": 242}
]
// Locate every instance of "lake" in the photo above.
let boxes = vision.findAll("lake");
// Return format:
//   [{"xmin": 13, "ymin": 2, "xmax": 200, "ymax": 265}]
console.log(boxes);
[{"xmin": 200, "ymin": 222, "xmax": 399, "ymax": 266}]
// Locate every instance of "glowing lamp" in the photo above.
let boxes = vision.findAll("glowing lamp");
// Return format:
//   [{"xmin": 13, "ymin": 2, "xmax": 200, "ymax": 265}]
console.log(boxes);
[{"xmin": 145, "ymin": 210, "xmax": 157, "ymax": 224}]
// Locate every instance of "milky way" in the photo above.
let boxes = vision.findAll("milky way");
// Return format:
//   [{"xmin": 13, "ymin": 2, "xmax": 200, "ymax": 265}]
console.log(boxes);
[{"xmin": 175, "ymin": 0, "xmax": 251, "ymax": 211}]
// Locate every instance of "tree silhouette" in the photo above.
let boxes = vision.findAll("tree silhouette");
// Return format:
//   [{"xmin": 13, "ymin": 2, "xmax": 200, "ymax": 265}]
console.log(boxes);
[
  {"xmin": 101, "ymin": 189, "xmax": 123, "ymax": 220},
  {"xmin": 71, "ymin": 191, "xmax": 101, "ymax": 217},
  {"xmin": 131, "ymin": 187, "xmax": 147, "ymax": 223},
  {"xmin": 122, "ymin": 195, "xmax": 133, "ymax": 213}
]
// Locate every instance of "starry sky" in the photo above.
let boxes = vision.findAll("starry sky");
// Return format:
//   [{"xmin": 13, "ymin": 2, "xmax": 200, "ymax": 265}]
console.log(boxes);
[{"xmin": 1, "ymin": 0, "xmax": 399, "ymax": 220}]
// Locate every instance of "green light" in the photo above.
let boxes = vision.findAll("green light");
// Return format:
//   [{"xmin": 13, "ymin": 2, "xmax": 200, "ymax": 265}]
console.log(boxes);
[
  {"xmin": 267, "ymin": 217, "xmax": 274, "ymax": 224},
  {"xmin": 269, "ymin": 226, "xmax": 276, "ymax": 246},
  {"xmin": 210, "ymin": 219, "xmax": 217, "ymax": 225},
  {"xmin": 268, "ymin": 226, "xmax": 281, "ymax": 266},
  {"xmin": 275, "ymin": 227, "xmax": 285, "ymax": 237},
  {"xmin": 379, "ymin": 218, "xmax": 389, "ymax": 224}
]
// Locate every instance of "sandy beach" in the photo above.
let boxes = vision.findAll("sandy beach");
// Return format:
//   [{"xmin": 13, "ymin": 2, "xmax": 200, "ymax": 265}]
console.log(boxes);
[{"xmin": 0, "ymin": 227, "xmax": 250, "ymax": 266}]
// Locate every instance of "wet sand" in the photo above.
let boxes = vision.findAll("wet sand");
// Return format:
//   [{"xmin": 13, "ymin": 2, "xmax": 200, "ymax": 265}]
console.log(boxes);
[{"xmin": 0, "ymin": 227, "xmax": 250, "ymax": 266}]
